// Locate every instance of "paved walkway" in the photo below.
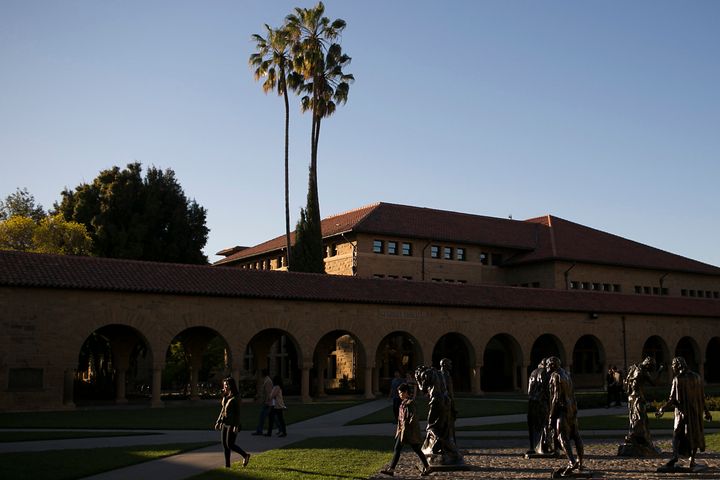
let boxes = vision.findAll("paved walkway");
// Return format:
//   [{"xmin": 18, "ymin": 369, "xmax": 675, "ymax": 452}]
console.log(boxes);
[{"xmin": 0, "ymin": 402, "xmax": 710, "ymax": 479}]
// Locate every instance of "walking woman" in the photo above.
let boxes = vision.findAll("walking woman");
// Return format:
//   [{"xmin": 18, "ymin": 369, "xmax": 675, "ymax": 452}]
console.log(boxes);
[
  {"xmin": 266, "ymin": 375, "xmax": 287, "ymax": 437},
  {"xmin": 215, "ymin": 377, "xmax": 251, "ymax": 468}
]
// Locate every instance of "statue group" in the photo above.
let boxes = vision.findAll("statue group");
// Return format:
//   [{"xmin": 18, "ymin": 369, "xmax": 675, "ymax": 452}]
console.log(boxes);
[{"xmin": 526, "ymin": 355, "xmax": 713, "ymax": 477}]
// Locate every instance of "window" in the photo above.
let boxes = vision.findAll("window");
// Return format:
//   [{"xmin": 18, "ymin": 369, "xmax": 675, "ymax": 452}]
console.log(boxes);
[
  {"xmin": 652, "ymin": 287, "xmax": 660, "ymax": 295},
  {"xmin": 593, "ymin": 283, "xmax": 600, "ymax": 291},
  {"xmin": 402, "ymin": 242, "xmax": 412, "ymax": 256},
  {"xmin": 491, "ymin": 253, "xmax": 503, "ymax": 266},
  {"xmin": 328, "ymin": 244, "xmax": 338, "ymax": 257},
  {"xmin": 661, "ymin": 288, "xmax": 669, "ymax": 296},
  {"xmin": 373, "ymin": 274, "xmax": 385, "ymax": 279},
  {"xmin": 570, "ymin": 281, "xmax": 579, "ymax": 289},
  {"xmin": 480, "ymin": 252, "xmax": 489, "ymax": 265},
  {"xmin": 387, "ymin": 274, "xmax": 398, "ymax": 279},
  {"xmin": 431, "ymin": 278, "xmax": 442, "ymax": 282},
  {"xmin": 603, "ymin": 283, "xmax": 611, "ymax": 291},
  {"xmin": 532, "ymin": 282, "xmax": 540, "ymax": 288},
  {"xmin": 643, "ymin": 286, "xmax": 651, "ymax": 294},
  {"xmin": 681, "ymin": 289, "xmax": 688, "ymax": 296},
  {"xmin": 402, "ymin": 275, "xmax": 413, "ymax": 280},
  {"xmin": 388, "ymin": 241, "xmax": 398, "ymax": 255},
  {"xmin": 634, "ymin": 286, "xmax": 642, "ymax": 294},
  {"xmin": 457, "ymin": 248, "xmax": 466, "ymax": 261},
  {"xmin": 613, "ymin": 284, "xmax": 621, "ymax": 292},
  {"xmin": 581, "ymin": 282, "xmax": 590, "ymax": 290},
  {"xmin": 443, "ymin": 247, "xmax": 453, "ymax": 260},
  {"xmin": 431, "ymin": 245, "xmax": 440, "ymax": 258},
  {"xmin": 373, "ymin": 240, "xmax": 384, "ymax": 254},
  {"xmin": 457, "ymin": 280, "xmax": 467, "ymax": 284}
]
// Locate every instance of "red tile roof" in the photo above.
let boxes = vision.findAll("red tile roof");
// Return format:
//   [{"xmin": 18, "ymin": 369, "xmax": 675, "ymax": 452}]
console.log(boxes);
[
  {"xmin": 214, "ymin": 202, "xmax": 720, "ymax": 276},
  {"xmin": 2, "ymin": 250, "xmax": 719, "ymax": 318}
]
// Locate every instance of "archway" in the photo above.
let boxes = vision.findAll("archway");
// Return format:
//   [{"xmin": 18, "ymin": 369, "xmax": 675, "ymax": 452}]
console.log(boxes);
[
  {"xmin": 432, "ymin": 332, "xmax": 474, "ymax": 393},
  {"xmin": 705, "ymin": 337, "xmax": 720, "ymax": 384},
  {"xmin": 675, "ymin": 336, "xmax": 700, "ymax": 373},
  {"xmin": 641, "ymin": 335, "xmax": 670, "ymax": 383},
  {"xmin": 312, "ymin": 330, "xmax": 367, "ymax": 396},
  {"xmin": 571, "ymin": 335, "xmax": 605, "ymax": 388},
  {"xmin": 375, "ymin": 331, "xmax": 422, "ymax": 394},
  {"xmin": 163, "ymin": 326, "xmax": 229, "ymax": 400},
  {"xmin": 530, "ymin": 334, "xmax": 565, "ymax": 367},
  {"xmin": 75, "ymin": 324, "xmax": 150, "ymax": 405},
  {"xmin": 481, "ymin": 333, "xmax": 522, "ymax": 392},
  {"xmin": 246, "ymin": 329, "xmax": 302, "ymax": 396}
]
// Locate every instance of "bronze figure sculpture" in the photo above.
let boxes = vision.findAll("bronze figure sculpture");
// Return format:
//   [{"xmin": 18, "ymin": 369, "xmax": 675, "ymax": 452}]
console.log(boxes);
[
  {"xmin": 655, "ymin": 356, "xmax": 712, "ymax": 472},
  {"xmin": 546, "ymin": 356, "xmax": 586, "ymax": 478},
  {"xmin": 439, "ymin": 358, "xmax": 458, "ymax": 444},
  {"xmin": 414, "ymin": 365, "xmax": 464, "ymax": 467},
  {"xmin": 618, "ymin": 357, "xmax": 663, "ymax": 457},
  {"xmin": 526, "ymin": 357, "xmax": 556, "ymax": 457}
]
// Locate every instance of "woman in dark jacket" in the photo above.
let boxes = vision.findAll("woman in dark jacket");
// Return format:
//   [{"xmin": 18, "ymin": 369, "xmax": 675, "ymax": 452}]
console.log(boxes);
[
  {"xmin": 215, "ymin": 377, "xmax": 251, "ymax": 468},
  {"xmin": 381, "ymin": 383, "xmax": 432, "ymax": 476}
]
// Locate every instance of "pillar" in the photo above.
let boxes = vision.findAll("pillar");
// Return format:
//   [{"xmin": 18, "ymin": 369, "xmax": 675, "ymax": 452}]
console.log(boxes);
[
  {"xmin": 520, "ymin": 363, "xmax": 529, "ymax": 394},
  {"xmin": 316, "ymin": 359, "xmax": 327, "ymax": 397},
  {"xmin": 151, "ymin": 365, "xmax": 164, "ymax": 408},
  {"xmin": 472, "ymin": 364, "xmax": 483, "ymax": 395},
  {"xmin": 364, "ymin": 366, "xmax": 374, "ymax": 399},
  {"xmin": 372, "ymin": 367, "xmax": 380, "ymax": 395},
  {"xmin": 63, "ymin": 367, "xmax": 76, "ymax": 407},
  {"xmin": 301, "ymin": 363, "xmax": 312, "ymax": 403}
]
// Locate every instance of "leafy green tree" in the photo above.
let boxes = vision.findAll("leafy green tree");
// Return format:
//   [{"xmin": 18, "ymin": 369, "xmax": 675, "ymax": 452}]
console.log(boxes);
[
  {"xmin": 250, "ymin": 24, "xmax": 301, "ymax": 270},
  {"xmin": 285, "ymin": 2, "xmax": 353, "ymax": 272},
  {"xmin": 0, "ymin": 214, "xmax": 92, "ymax": 255},
  {"xmin": 56, "ymin": 162, "xmax": 209, "ymax": 264},
  {"xmin": 0, "ymin": 187, "xmax": 46, "ymax": 222}
]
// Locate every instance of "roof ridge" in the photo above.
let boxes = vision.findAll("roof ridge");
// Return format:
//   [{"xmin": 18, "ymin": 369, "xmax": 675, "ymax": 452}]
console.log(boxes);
[{"xmin": 324, "ymin": 202, "xmax": 381, "ymax": 220}]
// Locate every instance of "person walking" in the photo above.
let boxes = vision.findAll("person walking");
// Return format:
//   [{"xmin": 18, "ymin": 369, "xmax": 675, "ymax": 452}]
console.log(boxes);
[
  {"xmin": 389, "ymin": 371, "xmax": 404, "ymax": 421},
  {"xmin": 380, "ymin": 383, "xmax": 432, "ymax": 476},
  {"xmin": 214, "ymin": 377, "xmax": 250, "ymax": 468},
  {"xmin": 266, "ymin": 375, "xmax": 287, "ymax": 437},
  {"xmin": 253, "ymin": 369, "xmax": 273, "ymax": 435}
]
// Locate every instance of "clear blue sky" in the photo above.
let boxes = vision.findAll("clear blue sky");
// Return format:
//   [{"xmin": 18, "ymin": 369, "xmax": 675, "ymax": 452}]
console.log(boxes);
[{"xmin": 2, "ymin": 1, "xmax": 719, "ymax": 266}]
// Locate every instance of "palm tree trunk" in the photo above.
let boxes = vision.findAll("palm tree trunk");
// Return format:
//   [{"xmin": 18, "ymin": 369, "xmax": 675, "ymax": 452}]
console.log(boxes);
[{"xmin": 282, "ymin": 73, "xmax": 292, "ymax": 270}]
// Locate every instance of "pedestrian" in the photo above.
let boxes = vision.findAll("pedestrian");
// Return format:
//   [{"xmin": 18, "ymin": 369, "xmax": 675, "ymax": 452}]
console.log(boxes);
[
  {"xmin": 389, "ymin": 370, "xmax": 403, "ymax": 421},
  {"xmin": 266, "ymin": 375, "xmax": 287, "ymax": 437},
  {"xmin": 214, "ymin": 377, "xmax": 250, "ymax": 468},
  {"xmin": 252, "ymin": 369, "xmax": 273, "ymax": 435},
  {"xmin": 380, "ymin": 383, "xmax": 432, "ymax": 476}
]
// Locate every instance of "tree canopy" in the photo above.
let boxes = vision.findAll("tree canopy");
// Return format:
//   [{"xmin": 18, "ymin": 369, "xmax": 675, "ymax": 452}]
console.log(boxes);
[
  {"xmin": 0, "ymin": 187, "xmax": 46, "ymax": 222},
  {"xmin": 56, "ymin": 163, "xmax": 209, "ymax": 264},
  {"xmin": 0, "ymin": 213, "xmax": 93, "ymax": 255}
]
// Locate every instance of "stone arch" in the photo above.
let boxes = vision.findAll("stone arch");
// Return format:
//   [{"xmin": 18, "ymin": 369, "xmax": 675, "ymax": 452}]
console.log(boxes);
[
  {"xmin": 481, "ymin": 333, "xmax": 523, "ymax": 392},
  {"xmin": 571, "ymin": 334, "xmax": 605, "ymax": 388},
  {"xmin": 375, "ymin": 331, "xmax": 422, "ymax": 395},
  {"xmin": 530, "ymin": 334, "xmax": 567, "ymax": 367},
  {"xmin": 311, "ymin": 330, "xmax": 368, "ymax": 397},
  {"xmin": 246, "ymin": 329, "xmax": 303, "ymax": 396},
  {"xmin": 74, "ymin": 324, "xmax": 151, "ymax": 405},
  {"xmin": 432, "ymin": 332, "xmax": 476, "ymax": 393},
  {"xmin": 705, "ymin": 337, "xmax": 720, "ymax": 384},
  {"xmin": 162, "ymin": 326, "xmax": 230, "ymax": 400},
  {"xmin": 641, "ymin": 335, "xmax": 671, "ymax": 383},
  {"xmin": 675, "ymin": 336, "xmax": 701, "ymax": 374}
]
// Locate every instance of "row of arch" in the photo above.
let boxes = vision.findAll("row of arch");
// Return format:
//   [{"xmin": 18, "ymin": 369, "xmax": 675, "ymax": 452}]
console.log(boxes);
[{"xmin": 72, "ymin": 323, "xmax": 720, "ymax": 406}]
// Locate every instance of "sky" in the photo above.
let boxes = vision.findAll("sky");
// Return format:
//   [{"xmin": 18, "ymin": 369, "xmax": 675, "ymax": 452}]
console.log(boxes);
[{"xmin": 1, "ymin": 1, "xmax": 719, "ymax": 266}]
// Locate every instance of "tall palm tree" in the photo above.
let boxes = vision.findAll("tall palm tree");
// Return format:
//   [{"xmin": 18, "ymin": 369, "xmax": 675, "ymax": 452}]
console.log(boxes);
[
  {"xmin": 285, "ymin": 2, "xmax": 353, "ymax": 271},
  {"xmin": 249, "ymin": 25, "xmax": 299, "ymax": 270}
]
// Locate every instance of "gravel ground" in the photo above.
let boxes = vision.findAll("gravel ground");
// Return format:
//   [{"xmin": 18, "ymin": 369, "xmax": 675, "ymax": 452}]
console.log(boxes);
[{"xmin": 370, "ymin": 438, "xmax": 719, "ymax": 479}]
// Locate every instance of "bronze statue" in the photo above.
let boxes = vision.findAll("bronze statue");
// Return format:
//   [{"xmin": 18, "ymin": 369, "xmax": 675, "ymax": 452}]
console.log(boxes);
[
  {"xmin": 526, "ymin": 358, "xmax": 556, "ymax": 457},
  {"xmin": 655, "ymin": 356, "xmax": 712, "ymax": 472},
  {"xmin": 439, "ymin": 358, "xmax": 457, "ymax": 444},
  {"xmin": 546, "ymin": 356, "xmax": 585, "ymax": 478},
  {"xmin": 618, "ymin": 357, "xmax": 663, "ymax": 456},
  {"xmin": 414, "ymin": 365, "xmax": 463, "ymax": 467}
]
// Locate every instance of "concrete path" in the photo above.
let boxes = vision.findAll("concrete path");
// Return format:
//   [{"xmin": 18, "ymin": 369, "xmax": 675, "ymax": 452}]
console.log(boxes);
[{"xmin": 0, "ymin": 402, "xmax": 670, "ymax": 479}]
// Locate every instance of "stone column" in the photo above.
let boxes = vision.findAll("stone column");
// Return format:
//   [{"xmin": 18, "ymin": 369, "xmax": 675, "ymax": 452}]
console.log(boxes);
[
  {"xmin": 472, "ymin": 364, "xmax": 483, "ymax": 395},
  {"xmin": 520, "ymin": 363, "xmax": 529, "ymax": 394},
  {"xmin": 114, "ymin": 352, "xmax": 130, "ymax": 405},
  {"xmin": 316, "ymin": 359, "xmax": 327, "ymax": 397},
  {"xmin": 301, "ymin": 362, "xmax": 312, "ymax": 403},
  {"xmin": 364, "ymin": 366, "xmax": 374, "ymax": 399},
  {"xmin": 188, "ymin": 354, "xmax": 203, "ymax": 401},
  {"xmin": 372, "ymin": 367, "xmax": 380, "ymax": 395},
  {"xmin": 151, "ymin": 365, "xmax": 164, "ymax": 408}
]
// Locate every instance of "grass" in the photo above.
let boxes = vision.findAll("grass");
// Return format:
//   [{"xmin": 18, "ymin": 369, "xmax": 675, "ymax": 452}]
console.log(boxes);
[
  {"xmin": 190, "ymin": 436, "xmax": 391, "ymax": 480},
  {"xmin": 0, "ymin": 430, "xmax": 157, "ymax": 442},
  {"xmin": 0, "ymin": 399, "xmax": 364, "ymax": 430},
  {"xmin": 347, "ymin": 397, "xmax": 527, "ymax": 425},
  {"xmin": 0, "ymin": 442, "xmax": 216, "ymax": 480},
  {"xmin": 457, "ymin": 410, "xmax": 720, "ymax": 431}
]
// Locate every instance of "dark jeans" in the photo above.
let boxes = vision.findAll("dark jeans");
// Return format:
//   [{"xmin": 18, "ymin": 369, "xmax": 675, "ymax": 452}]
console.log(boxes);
[
  {"xmin": 389, "ymin": 436, "xmax": 428, "ymax": 470},
  {"xmin": 221, "ymin": 425, "xmax": 247, "ymax": 467},
  {"xmin": 268, "ymin": 408, "xmax": 286, "ymax": 434},
  {"xmin": 392, "ymin": 397, "xmax": 401, "ymax": 421},
  {"xmin": 255, "ymin": 404, "xmax": 271, "ymax": 433}
]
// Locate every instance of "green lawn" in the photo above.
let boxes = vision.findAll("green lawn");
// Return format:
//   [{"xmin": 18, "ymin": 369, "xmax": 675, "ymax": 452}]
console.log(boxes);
[
  {"xmin": 0, "ymin": 442, "xmax": 216, "ymax": 480},
  {"xmin": 0, "ymin": 399, "xmax": 364, "ymax": 430},
  {"xmin": 347, "ymin": 397, "xmax": 527, "ymax": 425},
  {"xmin": 190, "ymin": 436, "xmax": 390, "ymax": 480}
]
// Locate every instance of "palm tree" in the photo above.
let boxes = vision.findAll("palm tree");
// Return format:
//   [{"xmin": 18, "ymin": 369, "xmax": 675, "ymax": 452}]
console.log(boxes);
[
  {"xmin": 285, "ymin": 2, "xmax": 353, "ymax": 271},
  {"xmin": 249, "ymin": 25, "xmax": 299, "ymax": 270}
]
